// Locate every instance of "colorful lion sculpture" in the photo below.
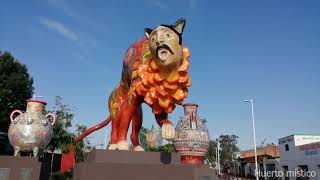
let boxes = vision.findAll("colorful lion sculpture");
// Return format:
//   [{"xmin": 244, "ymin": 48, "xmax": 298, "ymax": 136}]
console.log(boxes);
[{"xmin": 76, "ymin": 18, "xmax": 191, "ymax": 151}]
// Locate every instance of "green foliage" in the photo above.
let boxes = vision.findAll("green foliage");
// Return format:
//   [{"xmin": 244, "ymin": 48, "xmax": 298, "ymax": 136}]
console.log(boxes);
[
  {"xmin": 74, "ymin": 124, "xmax": 91, "ymax": 162},
  {"xmin": 158, "ymin": 143, "xmax": 176, "ymax": 153},
  {"xmin": 46, "ymin": 96, "xmax": 91, "ymax": 162},
  {"xmin": 206, "ymin": 140, "xmax": 217, "ymax": 165},
  {"xmin": 139, "ymin": 126, "xmax": 148, "ymax": 149},
  {"xmin": 145, "ymin": 146, "xmax": 159, "ymax": 152},
  {"xmin": 218, "ymin": 134, "xmax": 240, "ymax": 167},
  {"xmin": 204, "ymin": 135, "xmax": 239, "ymax": 168},
  {"xmin": 0, "ymin": 51, "xmax": 34, "ymax": 132},
  {"xmin": 144, "ymin": 143, "xmax": 176, "ymax": 153},
  {"xmin": 46, "ymin": 96, "xmax": 74, "ymax": 154}
]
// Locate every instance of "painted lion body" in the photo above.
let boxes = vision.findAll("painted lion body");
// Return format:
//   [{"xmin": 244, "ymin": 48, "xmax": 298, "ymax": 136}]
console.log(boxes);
[
  {"xmin": 108, "ymin": 38, "xmax": 191, "ymax": 149},
  {"xmin": 75, "ymin": 18, "xmax": 190, "ymax": 151}
]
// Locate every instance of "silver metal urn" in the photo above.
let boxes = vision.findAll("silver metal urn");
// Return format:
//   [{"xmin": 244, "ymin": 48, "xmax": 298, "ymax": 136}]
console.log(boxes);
[{"xmin": 8, "ymin": 99, "xmax": 56, "ymax": 157}]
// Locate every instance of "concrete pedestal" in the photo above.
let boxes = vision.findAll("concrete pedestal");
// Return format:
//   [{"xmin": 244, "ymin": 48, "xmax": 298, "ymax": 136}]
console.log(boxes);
[
  {"xmin": 73, "ymin": 150, "xmax": 217, "ymax": 180},
  {"xmin": 0, "ymin": 156, "xmax": 42, "ymax": 180}
]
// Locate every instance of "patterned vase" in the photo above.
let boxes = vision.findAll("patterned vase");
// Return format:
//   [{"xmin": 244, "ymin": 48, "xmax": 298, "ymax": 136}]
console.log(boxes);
[
  {"xmin": 173, "ymin": 103, "xmax": 210, "ymax": 164},
  {"xmin": 8, "ymin": 99, "xmax": 56, "ymax": 157}
]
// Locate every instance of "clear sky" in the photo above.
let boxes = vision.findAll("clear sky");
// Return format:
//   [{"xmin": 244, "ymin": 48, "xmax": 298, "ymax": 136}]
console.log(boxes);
[{"xmin": 1, "ymin": 0, "xmax": 319, "ymax": 150}]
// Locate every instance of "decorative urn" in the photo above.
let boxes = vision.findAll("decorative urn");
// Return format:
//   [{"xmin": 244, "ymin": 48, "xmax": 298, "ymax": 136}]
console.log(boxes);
[
  {"xmin": 173, "ymin": 103, "xmax": 210, "ymax": 164},
  {"xmin": 8, "ymin": 99, "xmax": 56, "ymax": 157},
  {"xmin": 145, "ymin": 125, "xmax": 163, "ymax": 149}
]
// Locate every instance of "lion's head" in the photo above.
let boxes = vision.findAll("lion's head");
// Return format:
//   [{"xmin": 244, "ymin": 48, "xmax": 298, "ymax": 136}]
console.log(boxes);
[
  {"xmin": 134, "ymin": 18, "xmax": 191, "ymax": 114},
  {"xmin": 144, "ymin": 18, "xmax": 186, "ymax": 76}
]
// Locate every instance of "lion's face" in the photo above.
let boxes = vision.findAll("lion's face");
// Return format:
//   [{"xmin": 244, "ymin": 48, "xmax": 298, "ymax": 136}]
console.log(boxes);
[{"xmin": 145, "ymin": 18, "xmax": 186, "ymax": 72}]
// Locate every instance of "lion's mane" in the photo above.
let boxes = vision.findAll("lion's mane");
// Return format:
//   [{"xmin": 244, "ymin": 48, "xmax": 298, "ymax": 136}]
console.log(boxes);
[{"xmin": 135, "ymin": 48, "xmax": 191, "ymax": 114}]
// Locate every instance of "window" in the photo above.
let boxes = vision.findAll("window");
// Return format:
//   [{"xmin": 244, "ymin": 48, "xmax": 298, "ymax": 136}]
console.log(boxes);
[{"xmin": 285, "ymin": 144, "xmax": 289, "ymax": 151}]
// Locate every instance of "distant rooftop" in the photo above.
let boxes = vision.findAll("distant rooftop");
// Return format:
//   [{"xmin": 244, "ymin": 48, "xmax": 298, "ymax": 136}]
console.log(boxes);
[
  {"xmin": 278, "ymin": 134, "xmax": 320, "ymax": 140},
  {"xmin": 240, "ymin": 144, "xmax": 280, "ymax": 160}
]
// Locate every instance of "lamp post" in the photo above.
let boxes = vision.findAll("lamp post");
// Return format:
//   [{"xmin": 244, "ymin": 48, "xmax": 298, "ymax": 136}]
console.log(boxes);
[
  {"xmin": 215, "ymin": 141, "xmax": 218, "ymax": 171},
  {"xmin": 243, "ymin": 98, "xmax": 259, "ymax": 180},
  {"xmin": 216, "ymin": 138, "xmax": 221, "ymax": 175}
]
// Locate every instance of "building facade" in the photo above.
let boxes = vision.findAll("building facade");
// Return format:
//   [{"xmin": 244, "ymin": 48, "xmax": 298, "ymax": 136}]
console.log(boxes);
[
  {"xmin": 278, "ymin": 134, "xmax": 320, "ymax": 180},
  {"xmin": 239, "ymin": 144, "xmax": 280, "ymax": 179}
]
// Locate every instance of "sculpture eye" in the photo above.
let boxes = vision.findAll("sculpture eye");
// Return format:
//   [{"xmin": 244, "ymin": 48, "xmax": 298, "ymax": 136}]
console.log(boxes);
[
  {"xmin": 151, "ymin": 37, "xmax": 155, "ymax": 42},
  {"xmin": 166, "ymin": 33, "xmax": 170, "ymax": 38}
]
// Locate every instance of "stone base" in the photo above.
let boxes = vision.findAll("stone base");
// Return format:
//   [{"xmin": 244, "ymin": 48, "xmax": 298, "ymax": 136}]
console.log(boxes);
[
  {"xmin": 73, "ymin": 150, "xmax": 218, "ymax": 180},
  {"xmin": 0, "ymin": 156, "xmax": 42, "ymax": 180}
]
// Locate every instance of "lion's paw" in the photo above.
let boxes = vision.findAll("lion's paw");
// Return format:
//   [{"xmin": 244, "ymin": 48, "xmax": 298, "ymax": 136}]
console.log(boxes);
[
  {"xmin": 108, "ymin": 144, "xmax": 117, "ymax": 150},
  {"xmin": 133, "ymin": 145, "xmax": 145, "ymax": 152},
  {"xmin": 161, "ymin": 123, "xmax": 175, "ymax": 140},
  {"xmin": 117, "ymin": 141, "xmax": 130, "ymax": 150}
]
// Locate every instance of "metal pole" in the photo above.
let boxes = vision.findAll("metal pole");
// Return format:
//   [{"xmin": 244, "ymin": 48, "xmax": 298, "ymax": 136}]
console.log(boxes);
[
  {"xmin": 250, "ymin": 98, "xmax": 259, "ymax": 180},
  {"xmin": 244, "ymin": 98, "xmax": 259, "ymax": 180},
  {"xmin": 216, "ymin": 143, "xmax": 218, "ymax": 170},
  {"xmin": 104, "ymin": 128, "xmax": 108, "ymax": 149},
  {"xmin": 217, "ymin": 138, "xmax": 221, "ymax": 175}
]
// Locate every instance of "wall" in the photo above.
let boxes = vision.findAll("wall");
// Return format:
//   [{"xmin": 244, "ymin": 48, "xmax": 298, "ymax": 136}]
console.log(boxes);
[{"xmin": 278, "ymin": 135, "xmax": 320, "ymax": 180}]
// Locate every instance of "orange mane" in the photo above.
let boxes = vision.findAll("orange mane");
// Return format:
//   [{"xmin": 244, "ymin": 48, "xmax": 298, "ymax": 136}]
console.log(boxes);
[{"xmin": 135, "ymin": 48, "xmax": 191, "ymax": 114}]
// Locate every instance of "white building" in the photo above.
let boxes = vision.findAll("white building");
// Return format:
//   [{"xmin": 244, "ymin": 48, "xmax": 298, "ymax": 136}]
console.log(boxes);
[{"xmin": 278, "ymin": 134, "xmax": 320, "ymax": 180}]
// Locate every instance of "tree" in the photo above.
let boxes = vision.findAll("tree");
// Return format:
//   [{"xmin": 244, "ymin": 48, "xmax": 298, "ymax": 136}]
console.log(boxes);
[
  {"xmin": 206, "ymin": 140, "xmax": 217, "ymax": 166},
  {"xmin": 218, "ymin": 134, "xmax": 240, "ymax": 169},
  {"xmin": 74, "ymin": 124, "xmax": 92, "ymax": 162},
  {"xmin": 45, "ymin": 96, "xmax": 91, "ymax": 173},
  {"xmin": 0, "ymin": 51, "xmax": 34, "ymax": 132},
  {"xmin": 46, "ymin": 96, "xmax": 74, "ymax": 173}
]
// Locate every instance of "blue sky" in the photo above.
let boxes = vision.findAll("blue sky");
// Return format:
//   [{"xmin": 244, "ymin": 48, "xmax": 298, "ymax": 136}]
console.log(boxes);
[{"xmin": 1, "ymin": 0, "xmax": 319, "ymax": 150}]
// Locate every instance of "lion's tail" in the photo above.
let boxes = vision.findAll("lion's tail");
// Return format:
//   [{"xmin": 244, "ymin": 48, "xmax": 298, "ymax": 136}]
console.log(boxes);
[{"xmin": 75, "ymin": 116, "xmax": 112, "ymax": 142}]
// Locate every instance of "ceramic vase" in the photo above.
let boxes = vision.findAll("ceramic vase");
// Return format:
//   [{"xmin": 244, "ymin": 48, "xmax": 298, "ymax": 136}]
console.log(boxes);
[
  {"xmin": 8, "ymin": 100, "xmax": 56, "ymax": 157},
  {"xmin": 173, "ymin": 103, "xmax": 210, "ymax": 164}
]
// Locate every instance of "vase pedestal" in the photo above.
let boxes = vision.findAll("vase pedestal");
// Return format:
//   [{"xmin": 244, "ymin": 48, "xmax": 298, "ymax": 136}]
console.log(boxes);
[
  {"xmin": 73, "ymin": 150, "xmax": 218, "ymax": 180},
  {"xmin": 0, "ymin": 156, "xmax": 42, "ymax": 180}
]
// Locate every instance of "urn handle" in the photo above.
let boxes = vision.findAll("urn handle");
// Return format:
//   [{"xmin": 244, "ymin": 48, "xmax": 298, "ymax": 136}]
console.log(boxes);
[
  {"xmin": 45, "ymin": 113, "xmax": 56, "ymax": 125},
  {"xmin": 10, "ymin": 110, "xmax": 23, "ymax": 123}
]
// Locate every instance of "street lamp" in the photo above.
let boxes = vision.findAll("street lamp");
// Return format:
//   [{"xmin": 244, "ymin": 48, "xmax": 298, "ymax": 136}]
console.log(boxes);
[
  {"xmin": 243, "ymin": 98, "xmax": 259, "ymax": 180},
  {"xmin": 216, "ymin": 138, "xmax": 221, "ymax": 175}
]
